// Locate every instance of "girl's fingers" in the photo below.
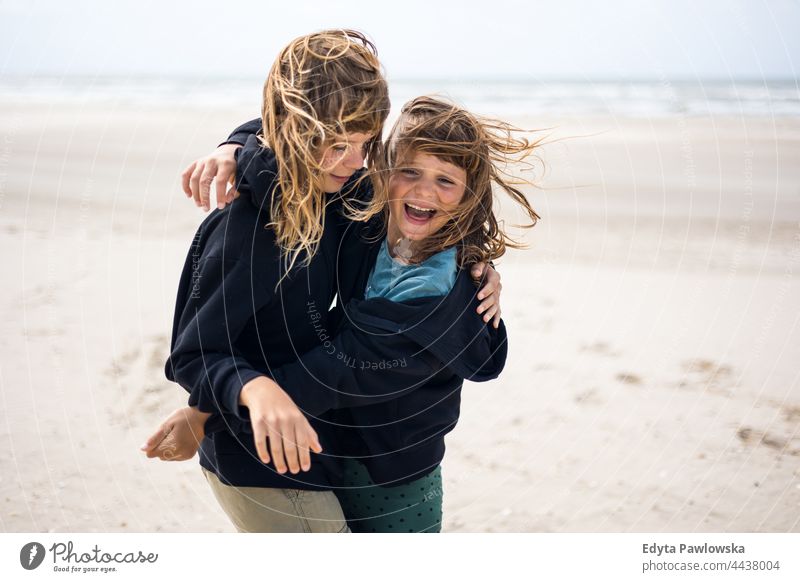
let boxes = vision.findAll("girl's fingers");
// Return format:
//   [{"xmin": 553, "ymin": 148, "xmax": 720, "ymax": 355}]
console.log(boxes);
[
  {"xmin": 482, "ymin": 305, "xmax": 498, "ymax": 324},
  {"xmin": 199, "ymin": 160, "xmax": 217, "ymax": 211},
  {"xmin": 224, "ymin": 187, "xmax": 237, "ymax": 205},
  {"xmin": 181, "ymin": 162, "xmax": 196, "ymax": 197},
  {"xmin": 214, "ymin": 163, "xmax": 234, "ymax": 209},
  {"xmin": 281, "ymin": 419, "xmax": 301, "ymax": 474},
  {"xmin": 295, "ymin": 427, "xmax": 311, "ymax": 472},
  {"xmin": 156, "ymin": 436, "xmax": 177, "ymax": 461},
  {"xmin": 477, "ymin": 286, "xmax": 494, "ymax": 302},
  {"xmin": 252, "ymin": 422, "xmax": 271, "ymax": 465},
  {"xmin": 141, "ymin": 423, "xmax": 170, "ymax": 453},
  {"xmin": 308, "ymin": 427, "xmax": 322, "ymax": 454},
  {"xmin": 189, "ymin": 162, "xmax": 205, "ymax": 207},
  {"xmin": 215, "ymin": 173, "xmax": 229, "ymax": 209},
  {"xmin": 477, "ymin": 280, "xmax": 500, "ymax": 302},
  {"xmin": 299, "ymin": 421, "xmax": 321, "ymax": 470},
  {"xmin": 267, "ymin": 423, "xmax": 288, "ymax": 474},
  {"xmin": 140, "ymin": 429, "xmax": 164, "ymax": 453},
  {"xmin": 477, "ymin": 265, "xmax": 501, "ymax": 299},
  {"xmin": 477, "ymin": 293, "xmax": 497, "ymax": 315},
  {"xmin": 492, "ymin": 308, "xmax": 502, "ymax": 329}
]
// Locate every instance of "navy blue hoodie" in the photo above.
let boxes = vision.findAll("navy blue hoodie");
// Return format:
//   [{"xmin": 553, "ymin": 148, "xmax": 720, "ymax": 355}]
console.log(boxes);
[
  {"xmin": 272, "ymin": 259, "xmax": 509, "ymax": 485},
  {"xmin": 198, "ymin": 126, "xmax": 509, "ymax": 487}
]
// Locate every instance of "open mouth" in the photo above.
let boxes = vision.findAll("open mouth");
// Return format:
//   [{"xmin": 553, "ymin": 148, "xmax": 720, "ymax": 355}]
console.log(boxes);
[{"xmin": 404, "ymin": 202, "xmax": 437, "ymax": 225}]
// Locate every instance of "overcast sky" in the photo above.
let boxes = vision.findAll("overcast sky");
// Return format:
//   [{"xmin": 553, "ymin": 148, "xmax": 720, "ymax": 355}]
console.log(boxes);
[{"xmin": 1, "ymin": 0, "xmax": 798, "ymax": 80}]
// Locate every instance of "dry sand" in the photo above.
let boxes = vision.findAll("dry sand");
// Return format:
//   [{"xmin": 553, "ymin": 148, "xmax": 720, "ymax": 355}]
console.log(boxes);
[{"xmin": 1, "ymin": 102, "xmax": 798, "ymax": 532}]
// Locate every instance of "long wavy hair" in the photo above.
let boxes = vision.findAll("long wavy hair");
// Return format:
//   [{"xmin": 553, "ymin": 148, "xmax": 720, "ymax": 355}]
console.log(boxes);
[
  {"xmin": 356, "ymin": 96, "xmax": 542, "ymax": 267},
  {"xmin": 260, "ymin": 29, "xmax": 389, "ymax": 272}
]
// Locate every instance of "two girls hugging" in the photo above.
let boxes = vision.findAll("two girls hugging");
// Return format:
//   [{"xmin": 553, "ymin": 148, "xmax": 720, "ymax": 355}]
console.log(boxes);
[{"xmin": 141, "ymin": 29, "xmax": 541, "ymax": 533}]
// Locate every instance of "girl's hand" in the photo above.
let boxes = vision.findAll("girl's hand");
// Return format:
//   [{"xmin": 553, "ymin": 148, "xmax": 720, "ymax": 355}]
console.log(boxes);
[
  {"xmin": 181, "ymin": 143, "xmax": 242, "ymax": 211},
  {"xmin": 471, "ymin": 262, "xmax": 503, "ymax": 329},
  {"xmin": 140, "ymin": 406, "xmax": 210, "ymax": 461},
  {"xmin": 239, "ymin": 376, "xmax": 323, "ymax": 475}
]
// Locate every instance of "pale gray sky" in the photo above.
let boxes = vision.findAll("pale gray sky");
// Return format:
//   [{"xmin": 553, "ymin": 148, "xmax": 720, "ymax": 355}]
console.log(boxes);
[{"xmin": 1, "ymin": 0, "xmax": 798, "ymax": 80}]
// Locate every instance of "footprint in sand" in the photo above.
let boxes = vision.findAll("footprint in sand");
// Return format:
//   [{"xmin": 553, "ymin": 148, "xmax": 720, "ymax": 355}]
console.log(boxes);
[
  {"xmin": 104, "ymin": 346, "xmax": 141, "ymax": 382},
  {"xmin": 574, "ymin": 388, "xmax": 605, "ymax": 405},
  {"xmin": 105, "ymin": 334, "xmax": 176, "ymax": 424},
  {"xmin": 616, "ymin": 373, "xmax": 642, "ymax": 385},
  {"xmin": 781, "ymin": 405, "xmax": 800, "ymax": 424},
  {"xmin": 736, "ymin": 426, "xmax": 799, "ymax": 457},
  {"xmin": 680, "ymin": 359, "xmax": 735, "ymax": 396},
  {"xmin": 683, "ymin": 359, "xmax": 733, "ymax": 379},
  {"xmin": 580, "ymin": 341, "xmax": 621, "ymax": 357},
  {"xmin": 22, "ymin": 327, "xmax": 65, "ymax": 338},
  {"xmin": 147, "ymin": 334, "xmax": 170, "ymax": 370}
]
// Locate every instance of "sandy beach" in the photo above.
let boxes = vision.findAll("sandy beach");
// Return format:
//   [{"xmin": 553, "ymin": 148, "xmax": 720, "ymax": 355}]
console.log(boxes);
[{"xmin": 1, "ymin": 101, "xmax": 798, "ymax": 532}]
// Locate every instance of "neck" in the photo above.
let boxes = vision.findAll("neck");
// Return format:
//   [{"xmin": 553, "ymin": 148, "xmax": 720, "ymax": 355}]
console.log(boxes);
[{"xmin": 386, "ymin": 215, "xmax": 417, "ymax": 263}]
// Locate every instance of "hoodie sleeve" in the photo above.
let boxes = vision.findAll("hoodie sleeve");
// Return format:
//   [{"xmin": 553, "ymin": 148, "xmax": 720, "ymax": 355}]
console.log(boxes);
[
  {"xmin": 166, "ymin": 256, "xmax": 271, "ymax": 421},
  {"xmin": 234, "ymin": 136, "xmax": 280, "ymax": 211},
  {"xmin": 203, "ymin": 410, "xmax": 251, "ymax": 435},
  {"xmin": 218, "ymin": 118, "xmax": 262, "ymax": 147},
  {"xmin": 269, "ymin": 309, "xmax": 447, "ymax": 417}
]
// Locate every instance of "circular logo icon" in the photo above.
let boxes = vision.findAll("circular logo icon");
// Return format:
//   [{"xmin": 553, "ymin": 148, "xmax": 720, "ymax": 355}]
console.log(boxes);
[{"xmin": 20, "ymin": 542, "xmax": 46, "ymax": 570}]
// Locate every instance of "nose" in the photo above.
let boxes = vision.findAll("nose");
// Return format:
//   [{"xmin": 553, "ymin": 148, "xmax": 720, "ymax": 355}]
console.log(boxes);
[
  {"xmin": 343, "ymin": 145, "xmax": 366, "ymax": 170},
  {"xmin": 413, "ymin": 175, "xmax": 437, "ymax": 199}
]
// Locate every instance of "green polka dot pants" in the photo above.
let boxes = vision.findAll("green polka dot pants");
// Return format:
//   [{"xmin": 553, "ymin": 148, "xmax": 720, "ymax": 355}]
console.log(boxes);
[{"xmin": 334, "ymin": 458, "xmax": 443, "ymax": 533}]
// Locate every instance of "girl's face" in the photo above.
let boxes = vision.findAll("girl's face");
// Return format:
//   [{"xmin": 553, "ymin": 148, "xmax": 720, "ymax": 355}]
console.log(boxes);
[
  {"xmin": 319, "ymin": 132, "xmax": 375, "ymax": 193},
  {"xmin": 387, "ymin": 151, "xmax": 467, "ymax": 242}
]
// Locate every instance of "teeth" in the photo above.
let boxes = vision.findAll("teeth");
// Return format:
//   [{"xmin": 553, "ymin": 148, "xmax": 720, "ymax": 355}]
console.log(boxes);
[{"xmin": 406, "ymin": 203, "xmax": 436, "ymax": 213}]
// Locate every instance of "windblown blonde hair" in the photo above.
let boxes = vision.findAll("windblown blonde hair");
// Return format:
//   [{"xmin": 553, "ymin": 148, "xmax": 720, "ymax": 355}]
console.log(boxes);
[
  {"xmin": 358, "ymin": 96, "xmax": 542, "ymax": 267},
  {"xmin": 259, "ymin": 29, "xmax": 389, "ymax": 272}
]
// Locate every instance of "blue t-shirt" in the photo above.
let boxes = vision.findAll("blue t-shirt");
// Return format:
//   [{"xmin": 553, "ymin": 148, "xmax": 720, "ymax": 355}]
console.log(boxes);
[{"xmin": 364, "ymin": 237, "xmax": 458, "ymax": 302}]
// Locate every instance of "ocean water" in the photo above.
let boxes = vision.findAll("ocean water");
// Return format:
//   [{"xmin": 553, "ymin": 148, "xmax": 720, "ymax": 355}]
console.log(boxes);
[{"xmin": 0, "ymin": 75, "xmax": 798, "ymax": 118}]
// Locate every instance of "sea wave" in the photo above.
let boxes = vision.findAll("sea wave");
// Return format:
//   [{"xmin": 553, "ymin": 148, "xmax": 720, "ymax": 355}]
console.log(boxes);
[{"xmin": 0, "ymin": 76, "xmax": 797, "ymax": 118}]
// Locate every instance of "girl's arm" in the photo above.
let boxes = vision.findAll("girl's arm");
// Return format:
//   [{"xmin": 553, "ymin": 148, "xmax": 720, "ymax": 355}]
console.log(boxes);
[
  {"xmin": 266, "ymin": 284, "xmax": 506, "ymax": 417},
  {"xmin": 181, "ymin": 119, "xmax": 261, "ymax": 210},
  {"xmin": 166, "ymin": 256, "xmax": 267, "ymax": 418},
  {"xmin": 270, "ymin": 318, "xmax": 445, "ymax": 416},
  {"xmin": 164, "ymin": 255, "xmax": 321, "ymax": 474}
]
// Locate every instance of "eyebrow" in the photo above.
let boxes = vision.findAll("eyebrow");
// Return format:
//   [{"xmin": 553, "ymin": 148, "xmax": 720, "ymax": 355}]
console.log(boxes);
[
  {"xmin": 416, "ymin": 164, "xmax": 464, "ymax": 180},
  {"xmin": 333, "ymin": 132, "xmax": 375, "ymax": 142},
  {"xmin": 436, "ymin": 168, "xmax": 461, "ymax": 180}
]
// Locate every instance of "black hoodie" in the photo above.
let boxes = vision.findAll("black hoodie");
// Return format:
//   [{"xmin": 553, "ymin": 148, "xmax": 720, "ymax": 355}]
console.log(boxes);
[
  {"xmin": 165, "ymin": 138, "xmax": 363, "ymax": 489},
  {"xmin": 272, "ymin": 260, "xmax": 508, "ymax": 485}
]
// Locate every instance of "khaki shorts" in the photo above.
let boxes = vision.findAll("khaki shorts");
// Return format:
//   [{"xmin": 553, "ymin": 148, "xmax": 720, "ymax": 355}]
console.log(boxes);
[{"xmin": 202, "ymin": 467, "xmax": 350, "ymax": 533}]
